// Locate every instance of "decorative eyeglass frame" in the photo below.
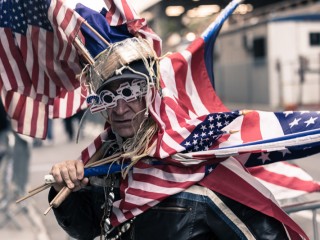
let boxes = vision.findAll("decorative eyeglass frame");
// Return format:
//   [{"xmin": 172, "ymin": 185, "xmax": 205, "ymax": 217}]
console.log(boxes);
[{"xmin": 87, "ymin": 79, "xmax": 147, "ymax": 113}]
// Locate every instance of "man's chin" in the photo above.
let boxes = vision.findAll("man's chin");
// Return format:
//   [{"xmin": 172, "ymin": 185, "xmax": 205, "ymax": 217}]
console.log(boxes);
[{"xmin": 112, "ymin": 125, "xmax": 135, "ymax": 138}]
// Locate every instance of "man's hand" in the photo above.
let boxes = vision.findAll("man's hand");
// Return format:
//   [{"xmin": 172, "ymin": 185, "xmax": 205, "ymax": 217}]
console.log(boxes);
[{"xmin": 50, "ymin": 160, "xmax": 89, "ymax": 192}]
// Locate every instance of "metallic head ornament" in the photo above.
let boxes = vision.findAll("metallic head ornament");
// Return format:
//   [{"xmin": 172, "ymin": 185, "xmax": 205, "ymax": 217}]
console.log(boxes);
[
  {"xmin": 73, "ymin": 4, "xmax": 161, "ymax": 114},
  {"xmin": 86, "ymin": 37, "xmax": 158, "ymax": 93},
  {"xmin": 83, "ymin": 37, "xmax": 160, "ymax": 113}
]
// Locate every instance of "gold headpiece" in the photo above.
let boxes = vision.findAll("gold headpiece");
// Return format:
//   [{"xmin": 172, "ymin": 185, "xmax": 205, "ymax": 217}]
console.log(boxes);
[{"xmin": 85, "ymin": 37, "xmax": 158, "ymax": 93}]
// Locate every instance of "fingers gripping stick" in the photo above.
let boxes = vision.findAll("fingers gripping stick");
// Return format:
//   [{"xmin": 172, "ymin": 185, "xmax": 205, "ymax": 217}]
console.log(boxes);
[
  {"xmin": 44, "ymin": 174, "xmax": 55, "ymax": 184},
  {"xmin": 44, "ymin": 187, "xmax": 72, "ymax": 215},
  {"xmin": 16, "ymin": 143, "xmax": 123, "ymax": 214}
]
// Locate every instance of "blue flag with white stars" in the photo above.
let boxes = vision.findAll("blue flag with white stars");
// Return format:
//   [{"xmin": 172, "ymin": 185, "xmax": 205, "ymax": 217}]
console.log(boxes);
[
  {"xmin": 0, "ymin": 0, "xmax": 53, "ymax": 34},
  {"xmin": 175, "ymin": 110, "xmax": 320, "ymax": 168}
]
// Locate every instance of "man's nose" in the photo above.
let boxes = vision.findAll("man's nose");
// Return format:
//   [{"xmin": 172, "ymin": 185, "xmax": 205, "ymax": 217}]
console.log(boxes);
[{"xmin": 112, "ymin": 99, "xmax": 128, "ymax": 114}]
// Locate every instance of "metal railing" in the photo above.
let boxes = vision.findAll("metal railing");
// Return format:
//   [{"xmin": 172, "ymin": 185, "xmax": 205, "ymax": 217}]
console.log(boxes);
[{"xmin": 283, "ymin": 200, "xmax": 320, "ymax": 240}]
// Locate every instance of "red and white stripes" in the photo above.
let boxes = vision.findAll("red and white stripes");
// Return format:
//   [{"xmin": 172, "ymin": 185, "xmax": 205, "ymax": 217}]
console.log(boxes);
[{"xmin": 0, "ymin": 0, "xmax": 86, "ymax": 138}]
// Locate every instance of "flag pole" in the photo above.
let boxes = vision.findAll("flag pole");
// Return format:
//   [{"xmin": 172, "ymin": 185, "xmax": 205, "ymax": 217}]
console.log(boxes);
[
  {"xmin": 83, "ymin": 21, "xmax": 112, "ymax": 47},
  {"xmin": 15, "ymin": 141, "xmax": 112, "ymax": 213},
  {"xmin": 72, "ymin": 20, "xmax": 113, "ymax": 66},
  {"xmin": 73, "ymin": 37, "xmax": 95, "ymax": 65}
]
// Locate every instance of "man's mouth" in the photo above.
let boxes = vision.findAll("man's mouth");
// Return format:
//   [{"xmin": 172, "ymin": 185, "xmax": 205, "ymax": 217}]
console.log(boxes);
[
  {"xmin": 113, "ymin": 119, "xmax": 132, "ymax": 124},
  {"xmin": 114, "ymin": 119, "xmax": 130, "ymax": 122}
]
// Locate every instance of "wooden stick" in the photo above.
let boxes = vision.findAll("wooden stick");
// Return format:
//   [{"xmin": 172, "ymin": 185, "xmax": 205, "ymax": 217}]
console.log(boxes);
[
  {"xmin": 43, "ymin": 206, "xmax": 53, "ymax": 215},
  {"xmin": 18, "ymin": 141, "xmax": 113, "ymax": 212},
  {"xmin": 48, "ymin": 186, "xmax": 67, "ymax": 207},
  {"xmin": 28, "ymin": 183, "xmax": 51, "ymax": 194},
  {"xmin": 16, "ymin": 143, "xmax": 112, "ymax": 205},
  {"xmin": 83, "ymin": 21, "xmax": 111, "ymax": 47},
  {"xmin": 28, "ymin": 183, "xmax": 48, "ymax": 194},
  {"xmin": 44, "ymin": 186, "xmax": 72, "ymax": 215},
  {"xmin": 51, "ymin": 187, "xmax": 72, "ymax": 208},
  {"xmin": 29, "ymin": 184, "xmax": 51, "ymax": 195},
  {"xmin": 16, "ymin": 194, "xmax": 35, "ymax": 204},
  {"xmin": 74, "ymin": 37, "xmax": 95, "ymax": 65},
  {"xmin": 73, "ymin": 20, "xmax": 111, "ymax": 65},
  {"xmin": 85, "ymin": 142, "xmax": 112, "ymax": 167},
  {"xmin": 47, "ymin": 144, "xmax": 109, "ymax": 209},
  {"xmin": 16, "ymin": 184, "xmax": 51, "ymax": 203},
  {"xmin": 86, "ymin": 153, "xmax": 121, "ymax": 168}
]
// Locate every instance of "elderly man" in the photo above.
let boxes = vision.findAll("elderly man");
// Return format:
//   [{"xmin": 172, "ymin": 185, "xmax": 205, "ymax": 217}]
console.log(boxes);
[{"xmin": 49, "ymin": 37, "xmax": 289, "ymax": 240}]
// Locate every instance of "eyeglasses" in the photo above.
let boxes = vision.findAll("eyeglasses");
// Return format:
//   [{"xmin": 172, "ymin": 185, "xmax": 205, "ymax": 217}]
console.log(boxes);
[{"xmin": 88, "ymin": 79, "xmax": 147, "ymax": 113}]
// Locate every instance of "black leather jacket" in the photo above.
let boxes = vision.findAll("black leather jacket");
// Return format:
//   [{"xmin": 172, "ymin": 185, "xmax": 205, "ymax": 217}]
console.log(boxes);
[{"xmin": 49, "ymin": 183, "xmax": 289, "ymax": 240}]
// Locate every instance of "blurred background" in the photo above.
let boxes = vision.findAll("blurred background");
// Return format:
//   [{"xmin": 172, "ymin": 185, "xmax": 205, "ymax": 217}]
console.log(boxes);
[
  {"xmin": 143, "ymin": 0, "xmax": 320, "ymax": 111},
  {"xmin": 1, "ymin": 0, "xmax": 320, "ymax": 239}
]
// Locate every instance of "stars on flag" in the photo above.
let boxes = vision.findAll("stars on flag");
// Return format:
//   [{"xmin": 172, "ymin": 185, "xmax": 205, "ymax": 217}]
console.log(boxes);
[
  {"xmin": 255, "ymin": 149, "xmax": 292, "ymax": 166},
  {"xmin": 0, "ymin": 0, "xmax": 53, "ymax": 34},
  {"xmin": 258, "ymin": 152, "xmax": 270, "ymax": 164},
  {"xmin": 304, "ymin": 116, "xmax": 318, "ymax": 127},
  {"xmin": 289, "ymin": 118, "xmax": 301, "ymax": 128},
  {"xmin": 278, "ymin": 111, "xmax": 320, "ymax": 132},
  {"xmin": 284, "ymin": 111, "xmax": 293, "ymax": 117},
  {"xmin": 181, "ymin": 111, "xmax": 240, "ymax": 153},
  {"xmin": 280, "ymin": 148, "xmax": 291, "ymax": 157},
  {"xmin": 205, "ymin": 164, "xmax": 217, "ymax": 176}
]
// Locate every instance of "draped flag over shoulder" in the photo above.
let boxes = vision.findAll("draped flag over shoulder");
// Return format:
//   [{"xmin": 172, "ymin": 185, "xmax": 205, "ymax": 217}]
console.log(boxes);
[
  {"xmin": 199, "ymin": 158, "xmax": 308, "ymax": 239},
  {"xmin": 0, "ymin": 0, "xmax": 86, "ymax": 138},
  {"xmin": 73, "ymin": 0, "xmax": 314, "ymax": 237},
  {"xmin": 2, "ymin": 0, "xmax": 319, "ymax": 238}
]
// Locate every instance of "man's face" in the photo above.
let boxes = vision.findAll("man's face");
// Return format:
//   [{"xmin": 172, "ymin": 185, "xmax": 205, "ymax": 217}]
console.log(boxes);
[{"xmin": 102, "ymin": 79, "xmax": 147, "ymax": 138}]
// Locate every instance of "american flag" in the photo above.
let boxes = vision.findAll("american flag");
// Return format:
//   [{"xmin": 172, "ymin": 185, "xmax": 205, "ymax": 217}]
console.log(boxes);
[
  {"xmin": 199, "ymin": 158, "xmax": 308, "ymax": 239},
  {"xmin": 77, "ymin": 0, "xmax": 314, "ymax": 238},
  {"xmin": 148, "ymin": 0, "xmax": 240, "ymax": 158},
  {"xmin": 1, "ymin": 0, "xmax": 317, "ymax": 238},
  {"xmin": 249, "ymin": 162, "xmax": 320, "ymax": 201},
  {"xmin": 0, "ymin": 0, "xmax": 160, "ymax": 138},
  {"xmin": 103, "ymin": 0, "xmax": 162, "ymax": 56},
  {"xmin": 174, "ymin": 110, "xmax": 320, "ymax": 166},
  {"xmin": 81, "ymin": 131, "xmax": 309, "ymax": 239},
  {"xmin": 0, "ymin": 0, "xmax": 86, "ymax": 138}
]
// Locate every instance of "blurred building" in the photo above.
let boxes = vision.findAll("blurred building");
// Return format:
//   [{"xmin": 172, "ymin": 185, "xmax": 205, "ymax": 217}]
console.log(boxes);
[
  {"xmin": 215, "ymin": 0, "xmax": 320, "ymax": 109},
  {"xmin": 142, "ymin": 0, "xmax": 320, "ymax": 109}
]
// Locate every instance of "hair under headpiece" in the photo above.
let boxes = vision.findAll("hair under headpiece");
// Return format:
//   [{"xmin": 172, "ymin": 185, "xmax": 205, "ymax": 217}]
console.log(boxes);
[
  {"xmin": 87, "ymin": 37, "xmax": 158, "ymax": 94},
  {"xmin": 73, "ymin": 4, "xmax": 160, "ymax": 113}
]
